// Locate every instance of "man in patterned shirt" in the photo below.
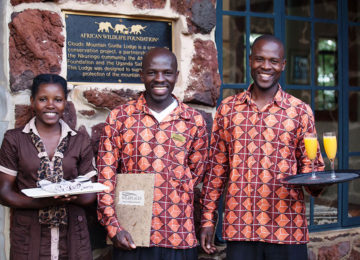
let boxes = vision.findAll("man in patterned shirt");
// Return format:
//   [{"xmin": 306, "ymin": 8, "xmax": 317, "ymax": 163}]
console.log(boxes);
[
  {"xmin": 97, "ymin": 47, "xmax": 208, "ymax": 260},
  {"xmin": 200, "ymin": 35, "xmax": 325, "ymax": 260}
]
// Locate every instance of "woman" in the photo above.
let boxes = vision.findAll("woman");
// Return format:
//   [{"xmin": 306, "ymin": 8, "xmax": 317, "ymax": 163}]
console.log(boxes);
[{"xmin": 0, "ymin": 74, "xmax": 96, "ymax": 259}]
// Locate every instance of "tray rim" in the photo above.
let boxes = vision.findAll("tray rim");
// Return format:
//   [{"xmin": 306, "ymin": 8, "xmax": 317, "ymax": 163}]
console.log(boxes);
[{"xmin": 280, "ymin": 170, "xmax": 360, "ymax": 186}]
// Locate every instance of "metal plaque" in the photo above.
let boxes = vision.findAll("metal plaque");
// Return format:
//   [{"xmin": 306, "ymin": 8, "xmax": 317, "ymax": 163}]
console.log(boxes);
[{"xmin": 64, "ymin": 12, "xmax": 173, "ymax": 84}]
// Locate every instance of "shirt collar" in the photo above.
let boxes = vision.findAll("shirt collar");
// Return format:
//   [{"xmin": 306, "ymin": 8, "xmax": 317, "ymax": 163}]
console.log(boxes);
[
  {"xmin": 23, "ymin": 117, "xmax": 77, "ymax": 139},
  {"xmin": 236, "ymin": 84, "xmax": 291, "ymax": 110},
  {"xmin": 135, "ymin": 93, "xmax": 192, "ymax": 121}
]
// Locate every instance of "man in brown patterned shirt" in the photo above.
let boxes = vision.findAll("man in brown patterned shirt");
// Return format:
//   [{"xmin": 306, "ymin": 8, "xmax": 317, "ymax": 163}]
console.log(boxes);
[
  {"xmin": 97, "ymin": 48, "xmax": 208, "ymax": 260},
  {"xmin": 200, "ymin": 35, "xmax": 325, "ymax": 260}
]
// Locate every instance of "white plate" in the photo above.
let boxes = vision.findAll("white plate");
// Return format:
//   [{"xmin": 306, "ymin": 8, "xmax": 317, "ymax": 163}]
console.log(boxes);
[{"xmin": 21, "ymin": 183, "xmax": 109, "ymax": 198}]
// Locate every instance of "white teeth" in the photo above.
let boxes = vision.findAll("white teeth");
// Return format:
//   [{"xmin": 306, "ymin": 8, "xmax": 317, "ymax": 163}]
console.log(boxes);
[
  {"xmin": 45, "ymin": 112, "xmax": 56, "ymax": 116},
  {"xmin": 259, "ymin": 74, "xmax": 271, "ymax": 79}
]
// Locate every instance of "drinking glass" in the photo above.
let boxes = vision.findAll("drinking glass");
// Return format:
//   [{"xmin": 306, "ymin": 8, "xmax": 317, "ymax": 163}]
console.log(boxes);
[
  {"xmin": 304, "ymin": 133, "xmax": 318, "ymax": 179},
  {"xmin": 323, "ymin": 132, "xmax": 337, "ymax": 179}
]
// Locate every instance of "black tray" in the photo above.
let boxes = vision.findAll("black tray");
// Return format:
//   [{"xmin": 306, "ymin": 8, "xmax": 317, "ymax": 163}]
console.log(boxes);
[{"xmin": 280, "ymin": 170, "xmax": 360, "ymax": 185}]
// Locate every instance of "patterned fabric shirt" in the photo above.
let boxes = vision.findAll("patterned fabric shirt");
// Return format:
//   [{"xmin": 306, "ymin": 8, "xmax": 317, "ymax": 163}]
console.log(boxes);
[
  {"xmin": 201, "ymin": 85, "xmax": 324, "ymax": 244},
  {"xmin": 97, "ymin": 94, "xmax": 208, "ymax": 249}
]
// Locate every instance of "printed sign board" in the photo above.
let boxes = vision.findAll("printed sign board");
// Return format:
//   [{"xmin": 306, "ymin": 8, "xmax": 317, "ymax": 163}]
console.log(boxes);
[{"xmin": 64, "ymin": 11, "xmax": 173, "ymax": 84}]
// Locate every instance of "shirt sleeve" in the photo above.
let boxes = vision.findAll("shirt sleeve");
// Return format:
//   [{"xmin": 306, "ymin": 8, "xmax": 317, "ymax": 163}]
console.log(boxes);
[
  {"xmin": 77, "ymin": 133, "xmax": 97, "ymax": 177},
  {"xmin": 188, "ymin": 114, "xmax": 209, "ymax": 187},
  {"xmin": 200, "ymin": 104, "xmax": 230, "ymax": 227},
  {"xmin": 0, "ymin": 130, "xmax": 19, "ymax": 176},
  {"xmin": 296, "ymin": 104, "xmax": 325, "ymax": 174},
  {"xmin": 97, "ymin": 109, "xmax": 123, "ymax": 238}
]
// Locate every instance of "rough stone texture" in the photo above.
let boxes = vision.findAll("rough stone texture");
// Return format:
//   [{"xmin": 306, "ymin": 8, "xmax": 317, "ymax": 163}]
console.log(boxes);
[
  {"xmin": 9, "ymin": 9, "xmax": 64, "ymax": 92},
  {"xmin": 191, "ymin": 0, "xmax": 216, "ymax": 34},
  {"xmin": 354, "ymin": 237, "xmax": 360, "ymax": 248},
  {"xmin": 310, "ymin": 237, "xmax": 323, "ymax": 242},
  {"xmin": 318, "ymin": 245, "xmax": 341, "ymax": 260},
  {"xmin": 15, "ymin": 101, "xmax": 76, "ymax": 129},
  {"xmin": 62, "ymin": 101, "xmax": 77, "ymax": 130},
  {"xmin": 11, "ymin": 0, "xmax": 56, "ymax": 5},
  {"xmin": 15, "ymin": 104, "xmax": 33, "ymax": 128},
  {"xmin": 307, "ymin": 228, "xmax": 360, "ymax": 260},
  {"xmin": 349, "ymin": 249, "xmax": 360, "ymax": 260},
  {"xmin": 132, "ymin": 0, "xmax": 166, "ymax": 9},
  {"xmin": 338, "ymin": 241, "xmax": 351, "ymax": 258},
  {"xmin": 184, "ymin": 39, "xmax": 221, "ymax": 107},
  {"xmin": 91, "ymin": 122, "xmax": 106, "ymax": 157},
  {"xmin": 83, "ymin": 89, "xmax": 141, "ymax": 110},
  {"xmin": 170, "ymin": 0, "xmax": 216, "ymax": 34},
  {"xmin": 79, "ymin": 110, "xmax": 96, "ymax": 117}
]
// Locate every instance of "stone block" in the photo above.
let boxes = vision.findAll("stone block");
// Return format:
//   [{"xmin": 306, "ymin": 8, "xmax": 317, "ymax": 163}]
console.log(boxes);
[
  {"xmin": 15, "ymin": 104, "xmax": 33, "ymax": 128},
  {"xmin": 83, "ymin": 89, "xmax": 140, "ymax": 110},
  {"xmin": 91, "ymin": 122, "xmax": 106, "ymax": 157},
  {"xmin": 184, "ymin": 39, "xmax": 221, "ymax": 107},
  {"xmin": 132, "ymin": 0, "xmax": 166, "ymax": 9},
  {"xmin": 11, "ymin": 0, "xmax": 45, "ymax": 5},
  {"xmin": 9, "ymin": 9, "xmax": 64, "ymax": 92},
  {"xmin": 171, "ymin": 0, "xmax": 216, "ymax": 34},
  {"xmin": 349, "ymin": 248, "xmax": 360, "ymax": 260},
  {"xmin": 79, "ymin": 110, "xmax": 96, "ymax": 117},
  {"xmin": 190, "ymin": 0, "xmax": 216, "ymax": 34}
]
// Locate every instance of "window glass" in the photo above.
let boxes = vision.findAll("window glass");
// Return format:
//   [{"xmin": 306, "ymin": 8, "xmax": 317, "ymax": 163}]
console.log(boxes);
[
  {"xmin": 349, "ymin": 0, "xmax": 360, "ymax": 22},
  {"xmin": 286, "ymin": 20, "xmax": 311, "ymax": 85},
  {"xmin": 250, "ymin": 17, "xmax": 274, "ymax": 38},
  {"xmin": 250, "ymin": 0, "xmax": 273, "ymax": 13},
  {"xmin": 223, "ymin": 0, "xmax": 246, "ymax": 11},
  {"xmin": 348, "ymin": 157, "xmax": 360, "ymax": 218},
  {"xmin": 315, "ymin": 90, "xmax": 338, "ymax": 135},
  {"xmin": 223, "ymin": 16, "xmax": 246, "ymax": 84},
  {"xmin": 286, "ymin": 89, "xmax": 311, "ymax": 105},
  {"xmin": 222, "ymin": 89, "xmax": 245, "ymax": 100},
  {"xmin": 349, "ymin": 26, "xmax": 360, "ymax": 87},
  {"xmin": 313, "ymin": 185, "xmax": 338, "ymax": 225},
  {"xmin": 314, "ymin": 0, "xmax": 337, "ymax": 20},
  {"xmin": 315, "ymin": 24, "xmax": 338, "ymax": 87},
  {"xmin": 349, "ymin": 92, "xmax": 360, "ymax": 152},
  {"xmin": 286, "ymin": 0, "xmax": 310, "ymax": 17}
]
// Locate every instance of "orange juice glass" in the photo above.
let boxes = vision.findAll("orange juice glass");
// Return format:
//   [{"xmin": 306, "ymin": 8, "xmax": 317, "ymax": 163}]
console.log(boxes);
[
  {"xmin": 323, "ymin": 132, "xmax": 337, "ymax": 179},
  {"xmin": 304, "ymin": 133, "xmax": 318, "ymax": 179}
]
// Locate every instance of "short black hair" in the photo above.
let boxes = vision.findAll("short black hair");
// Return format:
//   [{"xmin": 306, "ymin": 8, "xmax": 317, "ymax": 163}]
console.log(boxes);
[
  {"xmin": 31, "ymin": 74, "xmax": 68, "ymax": 99},
  {"xmin": 141, "ymin": 47, "xmax": 178, "ymax": 71},
  {"xmin": 251, "ymin": 34, "xmax": 285, "ymax": 58}
]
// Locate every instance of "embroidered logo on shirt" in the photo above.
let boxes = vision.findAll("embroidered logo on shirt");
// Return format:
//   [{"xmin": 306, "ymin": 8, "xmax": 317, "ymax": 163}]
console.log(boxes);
[{"xmin": 171, "ymin": 133, "xmax": 186, "ymax": 143}]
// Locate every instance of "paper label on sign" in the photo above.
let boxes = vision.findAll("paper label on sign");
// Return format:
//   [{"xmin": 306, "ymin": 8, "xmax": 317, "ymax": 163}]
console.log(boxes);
[{"xmin": 118, "ymin": 190, "xmax": 145, "ymax": 206}]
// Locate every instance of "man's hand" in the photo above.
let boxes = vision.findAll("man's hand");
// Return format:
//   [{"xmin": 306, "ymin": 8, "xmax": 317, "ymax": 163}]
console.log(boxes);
[
  {"xmin": 112, "ymin": 230, "xmax": 136, "ymax": 250},
  {"xmin": 200, "ymin": 226, "xmax": 217, "ymax": 254}
]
